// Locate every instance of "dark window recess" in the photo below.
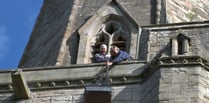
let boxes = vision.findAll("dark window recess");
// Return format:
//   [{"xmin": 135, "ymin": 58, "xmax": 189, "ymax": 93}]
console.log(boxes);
[
  {"xmin": 112, "ymin": 35, "xmax": 126, "ymax": 51},
  {"xmin": 178, "ymin": 40, "xmax": 183, "ymax": 55},
  {"xmin": 177, "ymin": 34, "xmax": 184, "ymax": 55},
  {"xmin": 177, "ymin": 33, "xmax": 190, "ymax": 55},
  {"xmin": 105, "ymin": 23, "xmax": 119, "ymax": 34}
]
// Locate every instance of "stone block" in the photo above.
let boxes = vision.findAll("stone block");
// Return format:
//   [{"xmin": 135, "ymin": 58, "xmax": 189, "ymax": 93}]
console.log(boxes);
[{"xmin": 11, "ymin": 69, "xmax": 31, "ymax": 100}]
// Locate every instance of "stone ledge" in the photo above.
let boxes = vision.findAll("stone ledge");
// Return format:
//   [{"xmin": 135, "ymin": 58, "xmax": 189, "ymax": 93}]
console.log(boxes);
[
  {"xmin": 0, "ymin": 56, "xmax": 208, "ymax": 92},
  {"xmin": 159, "ymin": 55, "xmax": 209, "ymax": 69},
  {"xmin": 142, "ymin": 20, "xmax": 209, "ymax": 31},
  {"xmin": 0, "ymin": 61, "xmax": 145, "ymax": 92}
]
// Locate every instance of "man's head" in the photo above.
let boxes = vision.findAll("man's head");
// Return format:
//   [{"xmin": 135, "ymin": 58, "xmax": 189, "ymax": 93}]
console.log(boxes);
[
  {"xmin": 110, "ymin": 45, "xmax": 119, "ymax": 56},
  {"xmin": 100, "ymin": 44, "xmax": 107, "ymax": 54}
]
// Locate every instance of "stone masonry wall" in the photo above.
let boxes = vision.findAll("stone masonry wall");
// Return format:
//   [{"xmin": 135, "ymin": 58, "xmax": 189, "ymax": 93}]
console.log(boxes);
[
  {"xmin": 75, "ymin": 0, "xmax": 154, "ymax": 28},
  {"xmin": 146, "ymin": 26, "xmax": 209, "ymax": 61},
  {"xmin": 167, "ymin": 0, "xmax": 209, "ymax": 23},
  {"xmin": 0, "ymin": 68, "xmax": 160, "ymax": 103},
  {"xmin": 159, "ymin": 66, "xmax": 209, "ymax": 103},
  {"xmin": 112, "ymin": 69, "xmax": 160, "ymax": 103},
  {"xmin": 117, "ymin": 0, "xmax": 155, "ymax": 25},
  {"xmin": 199, "ymin": 67, "xmax": 209, "ymax": 103},
  {"xmin": 1, "ymin": 64, "xmax": 208, "ymax": 103}
]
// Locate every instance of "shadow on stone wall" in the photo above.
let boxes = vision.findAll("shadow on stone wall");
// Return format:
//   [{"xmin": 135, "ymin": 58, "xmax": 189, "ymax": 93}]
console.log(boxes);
[
  {"xmin": 111, "ymin": 68, "xmax": 160, "ymax": 103},
  {"xmin": 138, "ymin": 29, "xmax": 149, "ymax": 61},
  {"xmin": 67, "ymin": 31, "xmax": 80, "ymax": 64}
]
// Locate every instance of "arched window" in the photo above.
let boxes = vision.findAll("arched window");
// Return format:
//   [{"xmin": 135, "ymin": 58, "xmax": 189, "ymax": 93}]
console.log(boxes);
[
  {"xmin": 177, "ymin": 34, "xmax": 191, "ymax": 55},
  {"xmin": 90, "ymin": 21, "xmax": 130, "ymax": 62},
  {"xmin": 76, "ymin": 3, "xmax": 139, "ymax": 64},
  {"xmin": 171, "ymin": 33, "xmax": 191, "ymax": 56}
]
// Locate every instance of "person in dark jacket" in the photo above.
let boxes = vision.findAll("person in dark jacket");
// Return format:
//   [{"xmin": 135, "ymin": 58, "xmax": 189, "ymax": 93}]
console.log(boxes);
[{"xmin": 106, "ymin": 45, "xmax": 130, "ymax": 66}]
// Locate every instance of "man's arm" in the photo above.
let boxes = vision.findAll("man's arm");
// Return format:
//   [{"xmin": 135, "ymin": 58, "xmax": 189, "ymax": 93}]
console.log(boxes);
[{"xmin": 110, "ymin": 51, "xmax": 130, "ymax": 63}]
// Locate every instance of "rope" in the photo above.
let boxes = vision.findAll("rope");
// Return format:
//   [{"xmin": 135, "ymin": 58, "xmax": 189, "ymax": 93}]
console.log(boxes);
[{"xmin": 95, "ymin": 65, "xmax": 110, "ymax": 86}]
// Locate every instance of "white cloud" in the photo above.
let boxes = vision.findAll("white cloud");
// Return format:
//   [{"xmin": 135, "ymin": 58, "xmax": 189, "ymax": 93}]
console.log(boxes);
[{"xmin": 0, "ymin": 26, "xmax": 9, "ymax": 60}]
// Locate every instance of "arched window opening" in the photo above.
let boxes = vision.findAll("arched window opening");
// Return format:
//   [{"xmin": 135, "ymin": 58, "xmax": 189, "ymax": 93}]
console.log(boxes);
[
  {"xmin": 171, "ymin": 34, "xmax": 191, "ymax": 56},
  {"xmin": 177, "ymin": 34, "xmax": 191, "ymax": 55},
  {"xmin": 177, "ymin": 39, "xmax": 183, "ymax": 55}
]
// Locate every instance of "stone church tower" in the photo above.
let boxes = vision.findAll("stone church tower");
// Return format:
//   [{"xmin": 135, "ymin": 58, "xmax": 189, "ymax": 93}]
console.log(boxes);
[{"xmin": 0, "ymin": 0, "xmax": 209, "ymax": 103}]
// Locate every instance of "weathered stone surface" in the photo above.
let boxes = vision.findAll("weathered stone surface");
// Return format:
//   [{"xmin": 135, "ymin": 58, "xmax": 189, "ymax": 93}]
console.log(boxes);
[
  {"xmin": 167, "ymin": 0, "xmax": 209, "ymax": 23},
  {"xmin": 11, "ymin": 70, "xmax": 31, "ymax": 99},
  {"xmin": 158, "ymin": 66, "xmax": 209, "ymax": 103},
  {"xmin": 0, "ymin": 73, "xmax": 159, "ymax": 103},
  {"xmin": 144, "ymin": 24, "xmax": 209, "ymax": 61}
]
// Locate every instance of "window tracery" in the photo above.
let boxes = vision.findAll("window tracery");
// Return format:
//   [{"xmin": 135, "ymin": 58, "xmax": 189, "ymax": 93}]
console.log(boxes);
[{"xmin": 91, "ymin": 21, "xmax": 130, "ymax": 62}]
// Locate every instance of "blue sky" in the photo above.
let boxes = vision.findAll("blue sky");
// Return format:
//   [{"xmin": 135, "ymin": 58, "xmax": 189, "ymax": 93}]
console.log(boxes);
[{"xmin": 0, "ymin": 1, "xmax": 43, "ymax": 69}]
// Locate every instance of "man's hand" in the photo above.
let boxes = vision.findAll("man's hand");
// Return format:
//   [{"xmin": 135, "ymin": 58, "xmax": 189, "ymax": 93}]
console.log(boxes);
[{"xmin": 106, "ymin": 61, "xmax": 113, "ymax": 66}]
